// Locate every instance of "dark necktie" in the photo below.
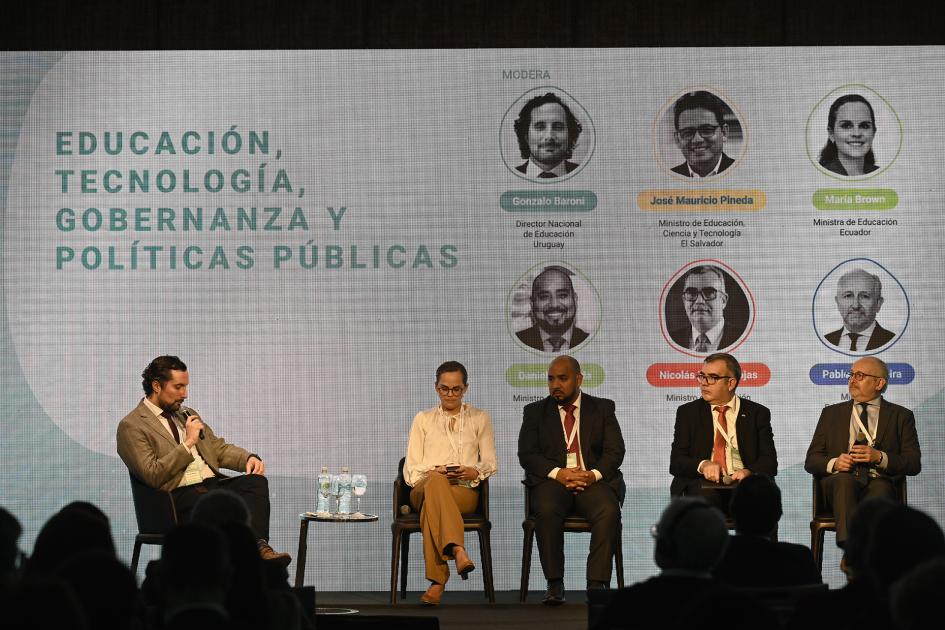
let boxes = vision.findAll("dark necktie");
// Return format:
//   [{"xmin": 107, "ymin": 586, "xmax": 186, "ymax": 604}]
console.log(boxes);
[
  {"xmin": 563, "ymin": 404, "xmax": 582, "ymax": 468},
  {"xmin": 853, "ymin": 403, "xmax": 871, "ymax": 482},
  {"xmin": 694, "ymin": 334, "xmax": 710, "ymax": 352},
  {"xmin": 161, "ymin": 410, "xmax": 180, "ymax": 443},
  {"xmin": 537, "ymin": 171, "xmax": 557, "ymax": 178},
  {"xmin": 712, "ymin": 405, "xmax": 729, "ymax": 474},
  {"xmin": 848, "ymin": 332, "xmax": 861, "ymax": 351},
  {"xmin": 548, "ymin": 336, "xmax": 565, "ymax": 352}
]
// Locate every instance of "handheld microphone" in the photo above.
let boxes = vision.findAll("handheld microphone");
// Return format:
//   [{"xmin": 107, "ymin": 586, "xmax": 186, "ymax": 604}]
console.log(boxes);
[{"xmin": 180, "ymin": 405, "xmax": 205, "ymax": 440}]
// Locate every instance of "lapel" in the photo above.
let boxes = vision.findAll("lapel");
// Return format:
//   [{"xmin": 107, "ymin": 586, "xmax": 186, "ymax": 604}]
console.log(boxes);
[
  {"xmin": 578, "ymin": 393, "xmax": 594, "ymax": 461},
  {"xmin": 734, "ymin": 397, "xmax": 752, "ymax": 447},
  {"xmin": 139, "ymin": 401, "xmax": 178, "ymax": 448},
  {"xmin": 834, "ymin": 401, "xmax": 855, "ymax": 447},
  {"xmin": 544, "ymin": 398, "xmax": 567, "ymax": 458},
  {"xmin": 699, "ymin": 399, "xmax": 714, "ymax": 448},
  {"xmin": 874, "ymin": 397, "xmax": 892, "ymax": 447}
]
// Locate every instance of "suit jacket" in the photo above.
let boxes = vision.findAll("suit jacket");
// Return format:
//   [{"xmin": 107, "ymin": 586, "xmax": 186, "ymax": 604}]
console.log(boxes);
[
  {"xmin": 671, "ymin": 152, "xmax": 735, "ymax": 176},
  {"xmin": 804, "ymin": 398, "xmax": 921, "ymax": 479},
  {"xmin": 824, "ymin": 322, "xmax": 895, "ymax": 351},
  {"xmin": 713, "ymin": 535, "xmax": 821, "ymax": 587},
  {"xmin": 668, "ymin": 319, "xmax": 741, "ymax": 352},
  {"xmin": 670, "ymin": 397, "xmax": 777, "ymax": 496},
  {"xmin": 820, "ymin": 156, "xmax": 880, "ymax": 177},
  {"xmin": 117, "ymin": 400, "xmax": 253, "ymax": 492},
  {"xmin": 518, "ymin": 393, "xmax": 626, "ymax": 502},
  {"xmin": 516, "ymin": 324, "xmax": 589, "ymax": 352},
  {"xmin": 515, "ymin": 160, "xmax": 578, "ymax": 176}
]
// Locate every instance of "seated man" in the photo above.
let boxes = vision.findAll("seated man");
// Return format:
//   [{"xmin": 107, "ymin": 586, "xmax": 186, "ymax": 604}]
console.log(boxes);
[
  {"xmin": 518, "ymin": 355, "xmax": 625, "ymax": 605},
  {"xmin": 403, "ymin": 361, "xmax": 497, "ymax": 606},
  {"xmin": 713, "ymin": 474, "xmax": 821, "ymax": 587},
  {"xmin": 804, "ymin": 356, "xmax": 920, "ymax": 548},
  {"xmin": 117, "ymin": 355, "xmax": 289, "ymax": 565}
]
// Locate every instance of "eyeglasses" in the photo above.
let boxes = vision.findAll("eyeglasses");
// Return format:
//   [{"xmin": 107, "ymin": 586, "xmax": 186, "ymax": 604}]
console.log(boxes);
[
  {"xmin": 437, "ymin": 385, "xmax": 465, "ymax": 396},
  {"xmin": 676, "ymin": 124, "xmax": 720, "ymax": 141},
  {"xmin": 848, "ymin": 371, "xmax": 883, "ymax": 382},
  {"xmin": 682, "ymin": 287, "xmax": 725, "ymax": 302},
  {"xmin": 696, "ymin": 372, "xmax": 734, "ymax": 385}
]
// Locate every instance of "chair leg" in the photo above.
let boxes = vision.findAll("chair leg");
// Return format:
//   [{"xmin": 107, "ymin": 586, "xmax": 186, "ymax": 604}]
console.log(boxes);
[
  {"xmin": 131, "ymin": 539, "xmax": 143, "ymax": 575},
  {"xmin": 811, "ymin": 524, "xmax": 825, "ymax": 573},
  {"xmin": 615, "ymin": 531, "xmax": 625, "ymax": 589},
  {"xmin": 520, "ymin": 522, "xmax": 535, "ymax": 602},
  {"xmin": 478, "ymin": 528, "xmax": 496, "ymax": 603},
  {"xmin": 400, "ymin": 532, "xmax": 411, "ymax": 599},
  {"xmin": 390, "ymin": 529, "xmax": 402, "ymax": 605}
]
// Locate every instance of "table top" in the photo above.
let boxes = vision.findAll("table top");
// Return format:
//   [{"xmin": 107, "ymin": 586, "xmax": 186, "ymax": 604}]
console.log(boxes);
[{"xmin": 300, "ymin": 512, "xmax": 379, "ymax": 522}]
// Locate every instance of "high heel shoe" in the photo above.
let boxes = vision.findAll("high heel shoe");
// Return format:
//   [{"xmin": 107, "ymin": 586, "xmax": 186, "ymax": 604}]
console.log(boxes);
[
  {"xmin": 454, "ymin": 547, "xmax": 476, "ymax": 580},
  {"xmin": 420, "ymin": 583, "xmax": 444, "ymax": 606}
]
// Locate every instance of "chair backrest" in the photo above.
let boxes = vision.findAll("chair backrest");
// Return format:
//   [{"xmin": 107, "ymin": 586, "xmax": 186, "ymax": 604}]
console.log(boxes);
[
  {"xmin": 395, "ymin": 457, "xmax": 489, "ymax": 519},
  {"xmin": 129, "ymin": 472, "xmax": 178, "ymax": 534}
]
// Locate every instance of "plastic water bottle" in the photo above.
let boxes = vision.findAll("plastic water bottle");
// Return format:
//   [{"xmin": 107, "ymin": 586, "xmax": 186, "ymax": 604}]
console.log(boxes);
[
  {"xmin": 337, "ymin": 466, "xmax": 352, "ymax": 514},
  {"xmin": 316, "ymin": 466, "xmax": 331, "ymax": 514}
]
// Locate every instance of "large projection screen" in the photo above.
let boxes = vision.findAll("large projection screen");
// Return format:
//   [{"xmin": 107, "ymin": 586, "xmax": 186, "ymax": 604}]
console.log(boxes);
[{"xmin": 2, "ymin": 49, "xmax": 943, "ymax": 589}]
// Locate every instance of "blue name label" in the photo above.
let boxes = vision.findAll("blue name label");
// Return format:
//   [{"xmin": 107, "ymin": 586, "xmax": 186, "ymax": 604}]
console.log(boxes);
[{"xmin": 809, "ymin": 363, "xmax": 915, "ymax": 386}]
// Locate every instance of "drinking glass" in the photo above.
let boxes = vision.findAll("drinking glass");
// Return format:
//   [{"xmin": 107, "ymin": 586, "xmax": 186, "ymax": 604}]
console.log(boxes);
[{"xmin": 352, "ymin": 474, "xmax": 368, "ymax": 515}]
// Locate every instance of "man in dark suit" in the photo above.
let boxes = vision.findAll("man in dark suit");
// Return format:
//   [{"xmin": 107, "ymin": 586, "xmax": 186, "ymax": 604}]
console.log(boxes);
[
  {"xmin": 671, "ymin": 91, "xmax": 736, "ymax": 177},
  {"xmin": 824, "ymin": 268, "xmax": 896, "ymax": 352},
  {"xmin": 713, "ymin": 474, "xmax": 821, "ymax": 587},
  {"xmin": 805, "ymin": 356, "xmax": 920, "ymax": 546},
  {"xmin": 516, "ymin": 266, "xmax": 591, "ymax": 352},
  {"xmin": 518, "ymin": 355, "xmax": 625, "ymax": 605},
  {"xmin": 513, "ymin": 92, "xmax": 583, "ymax": 178},
  {"xmin": 116, "ymin": 355, "xmax": 290, "ymax": 565},
  {"xmin": 668, "ymin": 265, "xmax": 741, "ymax": 353},
  {"xmin": 670, "ymin": 353, "xmax": 777, "ymax": 511}
]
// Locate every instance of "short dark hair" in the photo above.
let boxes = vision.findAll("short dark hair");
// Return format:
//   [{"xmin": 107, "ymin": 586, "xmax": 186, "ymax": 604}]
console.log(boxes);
[
  {"xmin": 435, "ymin": 361, "xmax": 468, "ymax": 385},
  {"xmin": 141, "ymin": 355, "xmax": 187, "ymax": 395},
  {"xmin": 673, "ymin": 91, "xmax": 727, "ymax": 129},
  {"xmin": 531, "ymin": 265, "xmax": 576, "ymax": 298},
  {"xmin": 730, "ymin": 474, "xmax": 782, "ymax": 536},
  {"xmin": 819, "ymin": 93, "xmax": 877, "ymax": 171},
  {"xmin": 704, "ymin": 352, "xmax": 741, "ymax": 387},
  {"xmin": 513, "ymin": 92, "xmax": 582, "ymax": 160}
]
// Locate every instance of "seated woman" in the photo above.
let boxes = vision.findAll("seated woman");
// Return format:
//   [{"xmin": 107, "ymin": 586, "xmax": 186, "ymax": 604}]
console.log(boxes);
[
  {"xmin": 403, "ymin": 361, "xmax": 497, "ymax": 606},
  {"xmin": 819, "ymin": 94, "xmax": 879, "ymax": 177}
]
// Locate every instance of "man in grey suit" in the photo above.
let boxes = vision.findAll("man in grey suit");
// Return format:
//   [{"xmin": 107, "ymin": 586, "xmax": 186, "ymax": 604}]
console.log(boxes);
[
  {"xmin": 518, "ymin": 356, "xmax": 625, "ymax": 605},
  {"xmin": 824, "ymin": 268, "xmax": 896, "ymax": 352},
  {"xmin": 117, "ymin": 355, "xmax": 290, "ymax": 565},
  {"xmin": 805, "ymin": 356, "xmax": 920, "ymax": 546}
]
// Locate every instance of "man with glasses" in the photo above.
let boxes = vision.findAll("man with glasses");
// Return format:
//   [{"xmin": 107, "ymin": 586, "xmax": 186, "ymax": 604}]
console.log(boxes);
[
  {"xmin": 669, "ymin": 265, "xmax": 740, "ymax": 353},
  {"xmin": 670, "ymin": 353, "xmax": 777, "ymax": 511},
  {"xmin": 805, "ymin": 356, "xmax": 920, "ymax": 547},
  {"xmin": 824, "ymin": 268, "xmax": 895, "ymax": 352},
  {"xmin": 671, "ymin": 91, "xmax": 735, "ymax": 178},
  {"xmin": 403, "ymin": 361, "xmax": 498, "ymax": 606}
]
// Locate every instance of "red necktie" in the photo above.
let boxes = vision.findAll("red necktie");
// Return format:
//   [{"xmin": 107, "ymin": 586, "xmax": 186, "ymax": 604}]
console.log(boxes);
[
  {"xmin": 161, "ymin": 410, "xmax": 180, "ymax": 443},
  {"xmin": 563, "ymin": 404, "xmax": 582, "ymax": 468},
  {"xmin": 712, "ymin": 405, "xmax": 729, "ymax": 474}
]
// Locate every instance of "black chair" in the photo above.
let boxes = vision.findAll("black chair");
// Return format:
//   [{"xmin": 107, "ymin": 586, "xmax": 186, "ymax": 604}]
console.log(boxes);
[
  {"xmin": 129, "ymin": 472, "xmax": 178, "ymax": 574},
  {"xmin": 810, "ymin": 475, "xmax": 907, "ymax": 570},
  {"xmin": 519, "ymin": 482, "xmax": 625, "ymax": 602},
  {"xmin": 390, "ymin": 457, "xmax": 495, "ymax": 604}
]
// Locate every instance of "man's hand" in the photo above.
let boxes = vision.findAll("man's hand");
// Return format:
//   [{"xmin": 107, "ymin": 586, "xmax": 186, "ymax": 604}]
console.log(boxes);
[
  {"xmin": 182, "ymin": 414, "xmax": 205, "ymax": 448},
  {"xmin": 834, "ymin": 453, "xmax": 855, "ymax": 473},
  {"xmin": 245, "ymin": 456, "xmax": 265, "ymax": 475},
  {"xmin": 701, "ymin": 461, "xmax": 722, "ymax": 483},
  {"xmin": 446, "ymin": 466, "xmax": 478, "ymax": 484},
  {"xmin": 731, "ymin": 468, "xmax": 752, "ymax": 482},
  {"xmin": 555, "ymin": 468, "xmax": 595, "ymax": 492},
  {"xmin": 850, "ymin": 445, "xmax": 881, "ymax": 465}
]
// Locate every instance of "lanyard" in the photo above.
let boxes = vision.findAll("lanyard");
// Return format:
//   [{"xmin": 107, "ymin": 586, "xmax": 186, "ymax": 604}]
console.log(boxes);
[{"xmin": 853, "ymin": 404, "xmax": 876, "ymax": 446}]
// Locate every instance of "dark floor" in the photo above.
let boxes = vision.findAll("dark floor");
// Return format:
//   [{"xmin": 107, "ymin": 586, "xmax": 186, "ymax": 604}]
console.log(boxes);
[{"xmin": 316, "ymin": 591, "xmax": 588, "ymax": 630}]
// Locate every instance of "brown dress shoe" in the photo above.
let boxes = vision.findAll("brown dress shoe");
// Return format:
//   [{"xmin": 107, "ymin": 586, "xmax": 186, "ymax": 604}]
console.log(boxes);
[
  {"xmin": 258, "ymin": 541, "xmax": 292, "ymax": 567},
  {"xmin": 420, "ymin": 583, "xmax": 444, "ymax": 606}
]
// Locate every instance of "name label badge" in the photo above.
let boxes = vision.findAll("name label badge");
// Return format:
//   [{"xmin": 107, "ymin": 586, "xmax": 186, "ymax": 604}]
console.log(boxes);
[{"xmin": 566, "ymin": 452, "xmax": 578, "ymax": 469}]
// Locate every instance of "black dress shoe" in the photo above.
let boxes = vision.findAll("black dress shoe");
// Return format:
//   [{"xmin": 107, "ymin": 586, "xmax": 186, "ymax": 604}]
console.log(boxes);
[
  {"xmin": 542, "ymin": 580, "xmax": 565, "ymax": 606},
  {"xmin": 587, "ymin": 580, "xmax": 609, "ymax": 590}
]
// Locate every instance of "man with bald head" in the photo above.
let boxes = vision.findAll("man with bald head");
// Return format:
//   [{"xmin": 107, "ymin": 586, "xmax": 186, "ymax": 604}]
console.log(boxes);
[
  {"xmin": 518, "ymin": 356, "xmax": 625, "ymax": 604},
  {"xmin": 517, "ymin": 266, "xmax": 590, "ymax": 353},
  {"xmin": 668, "ymin": 266, "xmax": 740, "ymax": 353},
  {"xmin": 805, "ymin": 356, "xmax": 921, "ymax": 547},
  {"xmin": 825, "ymin": 268, "xmax": 895, "ymax": 351}
]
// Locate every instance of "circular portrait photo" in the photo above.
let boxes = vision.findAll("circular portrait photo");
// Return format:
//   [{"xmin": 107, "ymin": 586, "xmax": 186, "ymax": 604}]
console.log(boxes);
[
  {"xmin": 660, "ymin": 261, "xmax": 755, "ymax": 357},
  {"xmin": 509, "ymin": 262, "xmax": 600, "ymax": 354},
  {"xmin": 654, "ymin": 88, "xmax": 746, "ymax": 179},
  {"xmin": 812, "ymin": 259, "xmax": 909, "ymax": 356},
  {"xmin": 500, "ymin": 87, "xmax": 595, "ymax": 183},
  {"xmin": 806, "ymin": 85, "xmax": 902, "ymax": 180}
]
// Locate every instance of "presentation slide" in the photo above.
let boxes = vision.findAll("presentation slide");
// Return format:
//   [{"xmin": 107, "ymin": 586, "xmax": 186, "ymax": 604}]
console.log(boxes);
[{"xmin": 2, "ymin": 48, "xmax": 943, "ymax": 589}]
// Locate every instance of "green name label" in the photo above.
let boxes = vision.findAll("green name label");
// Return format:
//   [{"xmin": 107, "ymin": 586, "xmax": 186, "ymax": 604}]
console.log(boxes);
[
  {"xmin": 501, "ymin": 191, "xmax": 598, "ymax": 212},
  {"xmin": 812, "ymin": 188, "xmax": 898, "ymax": 211},
  {"xmin": 506, "ymin": 363, "xmax": 605, "ymax": 388}
]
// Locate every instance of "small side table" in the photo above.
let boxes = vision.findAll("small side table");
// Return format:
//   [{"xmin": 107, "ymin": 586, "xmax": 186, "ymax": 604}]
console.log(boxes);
[{"xmin": 294, "ymin": 511, "xmax": 379, "ymax": 614}]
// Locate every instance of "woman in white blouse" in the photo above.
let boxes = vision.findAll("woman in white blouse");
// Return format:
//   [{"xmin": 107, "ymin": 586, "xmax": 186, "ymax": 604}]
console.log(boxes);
[{"xmin": 403, "ymin": 361, "xmax": 498, "ymax": 606}]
